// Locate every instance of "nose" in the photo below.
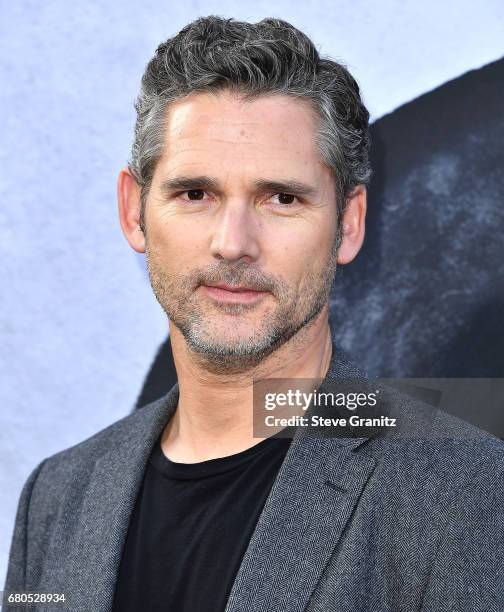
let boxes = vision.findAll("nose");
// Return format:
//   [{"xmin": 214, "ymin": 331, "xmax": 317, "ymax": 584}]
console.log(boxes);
[{"xmin": 209, "ymin": 199, "xmax": 260, "ymax": 262}]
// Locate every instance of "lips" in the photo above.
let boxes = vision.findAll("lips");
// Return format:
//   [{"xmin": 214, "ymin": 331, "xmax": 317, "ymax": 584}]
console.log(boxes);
[
  {"xmin": 204, "ymin": 283, "xmax": 264, "ymax": 293},
  {"xmin": 201, "ymin": 282, "xmax": 269, "ymax": 304}
]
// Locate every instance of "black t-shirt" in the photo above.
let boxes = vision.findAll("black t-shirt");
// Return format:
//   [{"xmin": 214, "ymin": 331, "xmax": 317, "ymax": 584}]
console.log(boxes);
[{"xmin": 112, "ymin": 432, "xmax": 292, "ymax": 612}]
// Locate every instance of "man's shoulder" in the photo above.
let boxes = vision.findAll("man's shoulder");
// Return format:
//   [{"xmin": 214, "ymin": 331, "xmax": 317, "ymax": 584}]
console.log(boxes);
[{"xmin": 34, "ymin": 392, "xmax": 173, "ymax": 489}]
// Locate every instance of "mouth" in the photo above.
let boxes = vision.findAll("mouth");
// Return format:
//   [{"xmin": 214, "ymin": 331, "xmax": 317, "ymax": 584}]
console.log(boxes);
[{"xmin": 201, "ymin": 282, "xmax": 269, "ymax": 304}]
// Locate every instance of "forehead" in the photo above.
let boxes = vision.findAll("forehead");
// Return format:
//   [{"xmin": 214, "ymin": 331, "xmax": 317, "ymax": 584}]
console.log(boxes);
[{"xmin": 158, "ymin": 89, "xmax": 327, "ymax": 183}]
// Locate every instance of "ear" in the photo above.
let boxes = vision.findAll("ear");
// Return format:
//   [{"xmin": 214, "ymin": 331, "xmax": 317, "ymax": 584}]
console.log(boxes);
[
  {"xmin": 117, "ymin": 166, "xmax": 146, "ymax": 253},
  {"xmin": 336, "ymin": 184, "xmax": 367, "ymax": 265}
]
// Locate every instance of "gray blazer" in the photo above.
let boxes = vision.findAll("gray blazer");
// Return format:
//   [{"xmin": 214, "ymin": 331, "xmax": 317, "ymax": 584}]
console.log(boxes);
[{"xmin": 3, "ymin": 344, "xmax": 504, "ymax": 611}]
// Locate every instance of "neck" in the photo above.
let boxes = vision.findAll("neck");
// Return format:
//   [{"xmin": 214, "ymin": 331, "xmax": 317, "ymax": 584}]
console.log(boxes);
[{"xmin": 161, "ymin": 304, "xmax": 334, "ymax": 463}]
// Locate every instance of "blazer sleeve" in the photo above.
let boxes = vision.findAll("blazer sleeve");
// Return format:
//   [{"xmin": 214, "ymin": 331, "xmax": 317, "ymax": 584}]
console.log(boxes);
[
  {"xmin": 2, "ymin": 459, "xmax": 47, "ymax": 608},
  {"xmin": 420, "ymin": 456, "xmax": 504, "ymax": 612}
]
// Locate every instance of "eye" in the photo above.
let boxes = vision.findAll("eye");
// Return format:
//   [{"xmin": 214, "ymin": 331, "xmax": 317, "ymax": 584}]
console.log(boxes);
[
  {"xmin": 179, "ymin": 189, "xmax": 207, "ymax": 201},
  {"xmin": 270, "ymin": 193, "xmax": 300, "ymax": 206}
]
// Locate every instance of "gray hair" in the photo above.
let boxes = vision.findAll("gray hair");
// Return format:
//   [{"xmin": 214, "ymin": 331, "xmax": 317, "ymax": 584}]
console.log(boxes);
[{"xmin": 129, "ymin": 15, "xmax": 372, "ymax": 233}]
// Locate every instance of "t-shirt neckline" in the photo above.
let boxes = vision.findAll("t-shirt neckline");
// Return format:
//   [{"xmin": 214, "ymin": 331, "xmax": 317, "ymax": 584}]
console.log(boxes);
[{"xmin": 149, "ymin": 433, "xmax": 292, "ymax": 481}]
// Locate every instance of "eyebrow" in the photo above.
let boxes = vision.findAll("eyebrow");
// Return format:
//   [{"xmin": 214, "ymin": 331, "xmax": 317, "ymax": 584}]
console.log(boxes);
[
  {"xmin": 159, "ymin": 175, "xmax": 319, "ymax": 198},
  {"xmin": 160, "ymin": 176, "xmax": 219, "ymax": 194},
  {"xmin": 255, "ymin": 179, "xmax": 319, "ymax": 198}
]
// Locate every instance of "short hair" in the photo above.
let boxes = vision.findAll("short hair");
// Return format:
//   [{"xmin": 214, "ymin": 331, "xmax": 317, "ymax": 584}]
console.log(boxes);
[{"xmin": 130, "ymin": 15, "xmax": 372, "ymax": 232}]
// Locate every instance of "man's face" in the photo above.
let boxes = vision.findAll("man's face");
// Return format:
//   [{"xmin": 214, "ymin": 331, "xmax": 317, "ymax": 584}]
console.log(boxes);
[{"xmin": 143, "ymin": 89, "xmax": 339, "ymax": 371}]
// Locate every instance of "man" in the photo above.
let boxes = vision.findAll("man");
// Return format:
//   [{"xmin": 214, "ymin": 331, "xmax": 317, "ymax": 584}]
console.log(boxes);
[{"xmin": 4, "ymin": 15, "xmax": 504, "ymax": 612}]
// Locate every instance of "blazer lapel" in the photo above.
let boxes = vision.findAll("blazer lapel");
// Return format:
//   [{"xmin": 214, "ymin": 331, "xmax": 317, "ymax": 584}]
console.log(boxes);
[
  {"xmin": 224, "ymin": 344, "xmax": 377, "ymax": 612},
  {"xmin": 55, "ymin": 385, "xmax": 179, "ymax": 611},
  {"xmin": 223, "ymin": 437, "xmax": 376, "ymax": 612}
]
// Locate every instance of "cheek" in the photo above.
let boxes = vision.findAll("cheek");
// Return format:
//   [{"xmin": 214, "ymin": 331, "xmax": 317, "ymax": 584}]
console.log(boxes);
[
  {"xmin": 271, "ymin": 239, "xmax": 323, "ymax": 286},
  {"xmin": 149, "ymin": 215, "xmax": 208, "ymax": 262},
  {"xmin": 276, "ymin": 223, "xmax": 335, "ymax": 269}
]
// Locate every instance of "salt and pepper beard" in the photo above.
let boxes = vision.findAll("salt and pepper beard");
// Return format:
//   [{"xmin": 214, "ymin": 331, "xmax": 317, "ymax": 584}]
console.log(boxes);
[{"xmin": 145, "ymin": 222, "xmax": 343, "ymax": 375}]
